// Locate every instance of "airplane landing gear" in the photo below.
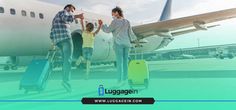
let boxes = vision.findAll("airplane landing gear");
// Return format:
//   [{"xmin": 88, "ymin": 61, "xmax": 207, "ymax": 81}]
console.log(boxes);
[
  {"xmin": 2, "ymin": 56, "xmax": 19, "ymax": 71},
  {"xmin": 3, "ymin": 65, "xmax": 10, "ymax": 71},
  {"xmin": 3, "ymin": 65, "xmax": 18, "ymax": 71}
]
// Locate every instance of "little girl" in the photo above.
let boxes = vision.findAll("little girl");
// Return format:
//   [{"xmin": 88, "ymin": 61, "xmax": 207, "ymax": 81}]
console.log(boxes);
[{"xmin": 76, "ymin": 17, "xmax": 103, "ymax": 79}]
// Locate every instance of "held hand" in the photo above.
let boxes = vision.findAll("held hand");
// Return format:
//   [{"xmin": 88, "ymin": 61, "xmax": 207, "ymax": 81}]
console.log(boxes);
[
  {"xmin": 50, "ymin": 42, "xmax": 56, "ymax": 50},
  {"xmin": 98, "ymin": 19, "xmax": 103, "ymax": 26},
  {"xmin": 75, "ymin": 13, "xmax": 84, "ymax": 19},
  {"xmin": 80, "ymin": 16, "xmax": 84, "ymax": 20}
]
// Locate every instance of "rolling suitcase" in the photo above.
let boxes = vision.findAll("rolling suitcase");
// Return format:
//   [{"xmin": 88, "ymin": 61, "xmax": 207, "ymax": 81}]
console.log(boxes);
[
  {"xmin": 128, "ymin": 47, "xmax": 149, "ymax": 88},
  {"xmin": 19, "ymin": 49, "xmax": 56, "ymax": 94}
]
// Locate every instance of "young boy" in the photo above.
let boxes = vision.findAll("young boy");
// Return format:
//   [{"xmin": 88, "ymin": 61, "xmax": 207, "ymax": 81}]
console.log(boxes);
[{"xmin": 76, "ymin": 17, "xmax": 103, "ymax": 79}]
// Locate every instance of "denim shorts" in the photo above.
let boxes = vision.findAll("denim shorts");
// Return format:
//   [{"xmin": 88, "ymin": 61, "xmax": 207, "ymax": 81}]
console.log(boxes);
[{"xmin": 83, "ymin": 47, "xmax": 93, "ymax": 61}]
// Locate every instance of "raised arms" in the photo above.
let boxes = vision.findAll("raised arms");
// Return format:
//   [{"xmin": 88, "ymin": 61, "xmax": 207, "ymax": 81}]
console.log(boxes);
[{"xmin": 94, "ymin": 20, "xmax": 103, "ymax": 35}]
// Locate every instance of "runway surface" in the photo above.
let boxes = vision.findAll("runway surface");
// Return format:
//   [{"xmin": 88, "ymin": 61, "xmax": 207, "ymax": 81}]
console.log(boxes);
[{"xmin": 0, "ymin": 58, "xmax": 236, "ymax": 110}]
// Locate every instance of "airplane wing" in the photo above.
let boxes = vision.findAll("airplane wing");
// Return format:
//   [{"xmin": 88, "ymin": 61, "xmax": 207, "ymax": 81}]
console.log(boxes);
[{"xmin": 132, "ymin": 8, "xmax": 236, "ymax": 39}]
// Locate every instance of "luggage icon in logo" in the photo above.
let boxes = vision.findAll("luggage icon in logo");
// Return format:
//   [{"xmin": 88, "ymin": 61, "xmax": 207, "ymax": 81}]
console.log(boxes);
[{"xmin": 98, "ymin": 85, "xmax": 105, "ymax": 96}]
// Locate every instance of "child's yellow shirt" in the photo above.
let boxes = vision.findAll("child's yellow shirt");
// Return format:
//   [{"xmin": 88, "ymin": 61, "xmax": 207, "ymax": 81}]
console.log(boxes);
[{"xmin": 82, "ymin": 31, "xmax": 95, "ymax": 48}]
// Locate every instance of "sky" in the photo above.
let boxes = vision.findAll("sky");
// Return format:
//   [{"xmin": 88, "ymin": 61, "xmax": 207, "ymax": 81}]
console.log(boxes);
[
  {"xmin": 39, "ymin": 0, "xmax": 236, "ymax": 50},
  {"xmin": 39, "ymin": 0, "xmax": 236, "ymax": 22}
]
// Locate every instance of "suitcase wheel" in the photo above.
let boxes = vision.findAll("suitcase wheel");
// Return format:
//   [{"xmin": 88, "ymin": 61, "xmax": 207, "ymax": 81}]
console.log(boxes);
[
  {"xmin": 128, "ymin": 79, "xmax": 149, "ymax": 89},
  {"xmin": 128, "ymin": 80, "xmax": 133, "ymax": 85},
  {"xmin": 128, "ymin": 80, "xmax": 133, "ymax": 89}
]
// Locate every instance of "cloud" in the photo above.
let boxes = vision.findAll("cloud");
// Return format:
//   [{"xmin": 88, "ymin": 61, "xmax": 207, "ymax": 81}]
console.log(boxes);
[
  {"xmin": 39, "ymin": 0, "xmax": 163, "ymax": 23},
  {"xmin": 38, "ymin": 0, "xmax": 236, "ymax": 49},
  {"xmin": 174, "ymin": 0, "xmax": 236, "ymax": 18},
  {"xmin": 87, "ymin": 4, "xmax": 111, "ymax": 14},
  {"xmin": 39, "ymin": 0, "xmax": 236, "ymax": 24}
]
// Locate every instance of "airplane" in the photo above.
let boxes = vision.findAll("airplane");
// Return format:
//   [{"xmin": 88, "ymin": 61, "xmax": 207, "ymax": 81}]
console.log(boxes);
[{"xmin": 1, "ymin": 0, "xmax": 236, "ymax": 70}]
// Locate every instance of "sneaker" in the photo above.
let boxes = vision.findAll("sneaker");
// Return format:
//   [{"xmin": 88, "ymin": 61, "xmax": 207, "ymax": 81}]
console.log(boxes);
[
  {"xmin": 76, "ymin": 59, "xmax": 82, "ymax": 66},
  {"xmin": 76, "ymin": 57, "xmax": 84, "ymax": 66},
  {"xmin": 61, "ymin": 82, "xmax": 72, "ymax": 93}
]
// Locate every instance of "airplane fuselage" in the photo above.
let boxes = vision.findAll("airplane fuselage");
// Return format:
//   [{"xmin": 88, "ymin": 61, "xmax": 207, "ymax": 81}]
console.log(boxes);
[{"xmin": 0, "ymin": 0, "xmax": 166, "ymax": 64}]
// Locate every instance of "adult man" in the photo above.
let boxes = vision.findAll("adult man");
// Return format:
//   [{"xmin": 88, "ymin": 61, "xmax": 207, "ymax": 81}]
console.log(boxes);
[{"xmin": 50, "ymin": 4, "xmax": 83, "ymax": 92}]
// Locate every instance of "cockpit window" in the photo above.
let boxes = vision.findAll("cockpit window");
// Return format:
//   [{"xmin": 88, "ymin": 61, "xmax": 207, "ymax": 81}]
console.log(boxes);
[
  {"xmin": 0, "ymin": 7, "xmax": 4, "ymax": 13},
  {"xmin": 30, "ymin": 12, "xmax": 35, "ymax": 18},
  {"xmin": 39, "ymin": 13, "xmax": 44, "ymax": 19},
  {"xmin": 21, "ymin": 10, "xmax": 27, "ymax": 16},
  {"xmin": 10, "ymin": 8, "xmax": 16, "ymax": 15}
]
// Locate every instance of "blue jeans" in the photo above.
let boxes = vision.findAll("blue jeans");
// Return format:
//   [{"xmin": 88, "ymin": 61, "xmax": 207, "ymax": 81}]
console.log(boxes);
[
  {"xmin": 113, "ymin": 43, "xmax": 130, "ymax": 81},
  {"xmin": 56, "ymin": 39, "xmax": 73, "ymax": 83},
  {"xmin": 83, "ymin": 47, "xmax": 93, "ymax": 61}
]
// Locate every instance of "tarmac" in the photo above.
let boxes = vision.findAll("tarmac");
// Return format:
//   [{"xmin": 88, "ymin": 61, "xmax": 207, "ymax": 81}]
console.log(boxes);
[{"xmin": 0, "ymin": 58, "xmax": 236, "ymax": 110}]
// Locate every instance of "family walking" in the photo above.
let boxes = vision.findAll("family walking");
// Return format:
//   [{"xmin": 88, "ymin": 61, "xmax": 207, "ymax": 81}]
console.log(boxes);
[{"xmin": 50, "ymin": 4, "xmax": 138, "ymax": 92}]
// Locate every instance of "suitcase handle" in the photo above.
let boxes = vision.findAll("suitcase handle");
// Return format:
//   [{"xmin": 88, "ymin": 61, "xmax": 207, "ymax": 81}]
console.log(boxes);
[
  {"xmin": 132, "ymin": 45, "xmax": 144, "ymax": 60},
  {"xmin": 46, "ymin": 45, "xmax": 58, "ymax": 63}
]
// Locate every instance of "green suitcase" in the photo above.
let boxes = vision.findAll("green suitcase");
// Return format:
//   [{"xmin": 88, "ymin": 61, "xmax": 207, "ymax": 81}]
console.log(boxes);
[{"xmin": 128, "ymin": 60, "xmax": 149, "ymax": 88}]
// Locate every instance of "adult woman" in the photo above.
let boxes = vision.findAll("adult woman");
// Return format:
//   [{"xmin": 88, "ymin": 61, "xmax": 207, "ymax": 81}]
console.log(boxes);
[{"xmin": 102, "ymin": 7, "xmax": 138, "ymax": 84}]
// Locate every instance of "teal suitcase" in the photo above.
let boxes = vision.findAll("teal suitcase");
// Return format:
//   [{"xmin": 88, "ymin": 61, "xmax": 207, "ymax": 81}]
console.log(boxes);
[
  {"xmin": 19, "ymin": 49, "xmax": 56, "ymax": 94},
  {"xmin": 20, "ymin": 59, "xmax": 50, "ymax": 93}
]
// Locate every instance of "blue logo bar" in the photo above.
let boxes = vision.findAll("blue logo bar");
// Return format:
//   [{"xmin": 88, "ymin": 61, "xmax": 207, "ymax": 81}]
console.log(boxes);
[{"xmin": 98, "ymin": 85, "xmax": 105, "ymax": 96}]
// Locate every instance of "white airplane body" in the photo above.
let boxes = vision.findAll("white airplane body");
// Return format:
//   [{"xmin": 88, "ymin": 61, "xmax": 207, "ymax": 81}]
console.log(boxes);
[{"xmin": 1, "ymin": 0, "xmax": 236, "ymax": 67}]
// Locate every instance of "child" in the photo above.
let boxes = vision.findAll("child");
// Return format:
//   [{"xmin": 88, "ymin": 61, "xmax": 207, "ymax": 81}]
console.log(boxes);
[{"xmin": 76, "ymin": 17, "xmax": 103, "ymax": 79}]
